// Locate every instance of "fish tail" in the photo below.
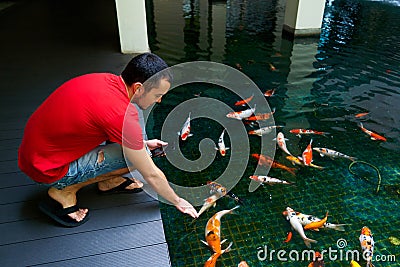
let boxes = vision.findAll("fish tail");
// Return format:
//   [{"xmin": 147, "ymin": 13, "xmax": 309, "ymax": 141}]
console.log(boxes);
[
  {"xmin": 303, "ymin": 237, "xmax": 318, "ymax": 248},
  {"xmin": 327, "ymin": 224, "xmax": 347, "ymax": 232},
  {"xmin": 287, "ymin": 167, "xmax": 297, "ymax": 176}
]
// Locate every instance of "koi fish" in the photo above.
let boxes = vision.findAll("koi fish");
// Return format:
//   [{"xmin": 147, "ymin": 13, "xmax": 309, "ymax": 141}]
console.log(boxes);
[
  {"xmin": 252, "ymin": 154, "xmax": 296, "ymax": 175},
  {"xmin": 313, "ymin": 147, "xmax": 356, "ymax": 161},
  {"xmin": 290, "ymin": 129, "xmax": 329, "ymax": 137},
  {"xmin": 292, "ymin": 208, "xmax": 346, "ymax": 232},
  {"xmin": 350, "ymin": 260, "xmax": 362, "ymax": 267},
  {"xmin": 215, "ymin": 129, "xmax": 229, "ymax": 156},
  {"xmin": 359, "ymin": 226, "xmax": 375, "ymax": 267},
  {"xmin": 274, "ymin": 132, "xmax": 292, "ymax": 156},
  {"xmin": 204, "ymin": 252, "xmax": 221, "ymax": 267},
  {"xmin": 207, "ymin": 181, "xmax": 244, "ymax": 205},
  {"xmin": 283, "ymin": 231, "xmax": 292, "ymax": 243},
  {"xmin": 249, "ymin": 175, "xmax": 293, "ymax": 185},
  {"xmin": 301, "ymin": 139, "xmax": 313, "ymax": 166},
  {"xmin": 201, "ymin": 206, "xmax": 239, "ymax": 253},
  {"xmin": 359, "ymin": 123, "xmax": 386, "ymax": 141},
  {"xmin": 355, "ymin": 112, "xmax": 369, "ymax": 118},
  {"xmin": 234, "ymin": 95, "xmax": 254, "ymax": 106},
  {"xmin": 264, "ymin": 89, "xmax": 275, "ymax": 97},
  {"xmin": 178, "ymin": 113, "xmax": 193, "ymax": 141},
  {"xmin": 248, "ymin": 125, "xmax": 283, "ymax": 136},
  {"xmin": 269, "ymin": 63, "xmax": 276, "ymax": 71},
  {"xmin": 226, "ymin": 105, "xmax": 256, "ymax": 120},
  {"xmin": 238, "ymin": 261, "xmax": 249, "ymax": 267},
  {"xmin": 282, "ymin": 207, "xmax": 317, "ymax": 248},
  {"xmin": 198, "ymin": 194, "xmax": 221, "ymax": 217},
  {"xmin": 245, "ymin": 108, "xmax": 275, "ymax": 121},
  {"xmin": 285, "ymin": 155, "xmax": 325, "ymax": 170},
  {"xmin": 303, "ymin": 212, "xmax": 328, "ymax": 230},
  {"xmin": 307, "ymin": 251, "xmax": 325, "ymax": 267}
]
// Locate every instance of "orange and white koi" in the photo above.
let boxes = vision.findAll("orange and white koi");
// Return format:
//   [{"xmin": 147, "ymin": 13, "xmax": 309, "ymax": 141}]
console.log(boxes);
[
  {"xmin": 226, "ymin": 105, "xmax": 256, "ymax": 120},
  {"xmin": 248, "ymin": 125, "xmax": 283, "ymax": 136},
  {"xmin": 207, "ymin": 181, "xmax": 244, "ymax": 205},
  {"xmin": 301, "ymin": 139, "xmax": 313, "ymax": 166},
  {"xmin": 215, "ymin": 129, "xmax": 229, "ymax": 156},
  {"xmin": 245, "ymin": 108, "xmax": 275, "ymax": 121},
  {"xmin": 285, "ymin": 155, "xmax": 325, "ymax": 170},
  {"xmin": 282, "ymin": 207, "xmax": 317, "ymax": 248},
  {"xmin": 359, "ymin": 123, "xmax": 386, "ymax": 141},
  {"xmin": 198, "ymin": 194, "xmax": 221, "ymax": 217},
  {"xmin": 251, "ymin": 154, "xmax": 297, "ymax": 175},
  {"xmin": 274, "ymin": 132, "xmax": 293, "ymax": 156},
  {"xmin": 264, "ymin": 88, "xmax": 275, "ymax": 97},
  {"xmin": 178, "ymin": 112, "xmax": 193, "ymax": 141},
  {"xmin": 201, "ymin": 206, "xmax": 239, "ymax": 253},
  {"xmin": 204, "ymin": 252, "xmax": 221, "ymax": 267},
  {"xmin": 359, "ymin": 226, "xmax": 375, "ymax": 267},
  {"xmin": 292, "ymin": 208, "xmax": 346, "ymax": 232},
  {"xmin": 290, "ymin": 129, "xmax": 329, "ymax": 137},
  {"xmin": 249, "ymin": 175, "xmax": 293, "ymax": 185},
  {"xmin": 355, "ymin": 112, "xmax": 369, "ymax": 118},
  {"xmin": 313, "ymin": 147, "xmax": 356, "ymax": 161},
  {"xmin": 238, "ymin": 261, "xmax": 249, "ymax": 267},
  {"xmin": 307, "ymin": 251, "xmax": 325, "ymax": 267},
  {"xmin": 303, "ymin": 212, "xmax": 328, "ymax": 230},
  {"xmin": 234, "ymin": 95, "xmax": 254, "ymax": 106}
]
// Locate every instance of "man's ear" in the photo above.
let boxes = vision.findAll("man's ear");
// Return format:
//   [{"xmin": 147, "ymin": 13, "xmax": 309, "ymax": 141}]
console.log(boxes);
[{"xmin": 132, "ymin": 82, "xmax": 143, "ymax": 94}]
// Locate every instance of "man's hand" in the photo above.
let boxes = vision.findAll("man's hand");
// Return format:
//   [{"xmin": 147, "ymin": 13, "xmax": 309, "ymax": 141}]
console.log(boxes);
[
  {"xmin": 145, "ymin": 139, "xmax": 168, "ymax": 150},
  {"xmin": 175, "ymin": 198, "xmax": 199, "ymax": 218}
]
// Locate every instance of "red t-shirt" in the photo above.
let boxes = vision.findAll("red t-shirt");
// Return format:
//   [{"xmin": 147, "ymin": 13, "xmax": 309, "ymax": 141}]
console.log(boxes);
[{"xmin": 18, "ymin": 73, "xmax": 143, "ymax": 183}]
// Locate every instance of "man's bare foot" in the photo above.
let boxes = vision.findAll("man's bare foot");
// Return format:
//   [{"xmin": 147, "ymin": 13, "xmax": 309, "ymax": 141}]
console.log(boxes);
[
  {"xmin": 98, "ymin": 176, "xmax": 143, "ymax": 192},
  {"xmin": 48, "ymin": 187, "xmax": 88, "ymax": 222}
]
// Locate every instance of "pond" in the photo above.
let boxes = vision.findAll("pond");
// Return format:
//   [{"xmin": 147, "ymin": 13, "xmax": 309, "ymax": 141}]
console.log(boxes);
[{"xmin": 144, "ymin": 0, "xmax": 400, "ymax": 266}]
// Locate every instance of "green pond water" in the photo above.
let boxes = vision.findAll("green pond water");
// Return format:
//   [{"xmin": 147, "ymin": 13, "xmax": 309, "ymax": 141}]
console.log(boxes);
[{"xmin": 143, "ymin": 0, "xmax": 400, "ymax": 266}]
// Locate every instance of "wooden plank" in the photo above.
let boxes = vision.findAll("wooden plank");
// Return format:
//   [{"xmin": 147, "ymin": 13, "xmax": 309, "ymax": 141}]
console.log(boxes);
[
  {"xmin": 0, "ymin": 172, "xmax": 34, "ymax": 188},
  {"xmin": 0, "ymin": 220, "xmax": 168, "ymax": 267}
]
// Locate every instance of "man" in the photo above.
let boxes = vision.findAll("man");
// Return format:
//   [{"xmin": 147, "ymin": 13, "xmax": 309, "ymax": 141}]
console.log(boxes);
[{"xmin": 18, "ymin": 53, "xmax": 198, "ymax": 227}]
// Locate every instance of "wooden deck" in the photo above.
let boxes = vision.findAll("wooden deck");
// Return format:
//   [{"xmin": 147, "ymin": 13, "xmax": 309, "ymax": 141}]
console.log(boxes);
[{"xmin": 0, "ymin": 1, "xmax": 171, "ymax": 266}]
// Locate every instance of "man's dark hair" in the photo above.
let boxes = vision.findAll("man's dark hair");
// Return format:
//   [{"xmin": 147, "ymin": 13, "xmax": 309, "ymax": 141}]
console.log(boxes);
[{"xmin": 121, "ymin": 53, "xmax": 172, "ymax": 92}]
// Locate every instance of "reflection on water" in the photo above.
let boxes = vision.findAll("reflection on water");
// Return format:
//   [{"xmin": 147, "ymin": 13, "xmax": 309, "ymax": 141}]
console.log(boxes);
[{"xmin": 146, "ymin": 0, "xmax": 400, "ymax": 266}]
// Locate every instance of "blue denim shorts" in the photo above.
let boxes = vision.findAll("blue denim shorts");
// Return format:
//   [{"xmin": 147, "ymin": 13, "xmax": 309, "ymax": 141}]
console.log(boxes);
[{"xmin": 45, "ymin": 143, "xmax": 127, "ymax": 190}]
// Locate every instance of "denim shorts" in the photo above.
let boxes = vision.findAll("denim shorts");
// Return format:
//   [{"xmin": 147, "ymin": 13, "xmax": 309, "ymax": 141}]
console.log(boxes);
[{"xmin": 46, "ymin": 143, "xmax": 127, "ymax": 190}]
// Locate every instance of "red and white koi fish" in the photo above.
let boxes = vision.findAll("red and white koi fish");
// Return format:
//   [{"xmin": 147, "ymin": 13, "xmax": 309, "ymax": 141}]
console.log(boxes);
[
  {"xmin": 245, "ymin": 108, "xmax": 275, "ymax": 121},
  {"xmin": 290, "ymin": 129, "xmax": 329, "ymax": 137},
  {"xmin": 313, "ymin": 147, "xmax": 356, "ymax": 161},
  {"xmin": 274, "ymin": 132, "xmax": 292, "ymax": 156},
  {"xmin": 264, "ymin": 88, "xmax": 275, "ymax": 97},
  {"xmin": 359, "ymin": 226, "xmax": 375, "ymax": 267},
  {"xmin": 285, "ymin": 155, "xmax": 325, "ymax": 170},
  {"xmin": 282, "ymin": 207, "xmax": 317, "ymax": 248},
  {"xmin": 198, "ymin": 194, "xmax": 221, "ymax": 217},
  {"xmin": 215, "ymin": 129, "xmax": 229, "ymax": 156},
  {"xmin": 269, "ymin": 63, "xmax": 277, "ymax": 71},
  {"xmin": 355, "ymin": 112, "xmax": 369, "ymax": 118},
  {"xmin": 251, "ymin": 154, "xmax": 297, "ymax": 175},
  {"xmin": 301, "ymin": 139, "xmax": 313, "ymax": 166},
  {"xmin": 249, "ymin": 175, "xmax": 293, "ymax": 185},
  {"xmin": 234, "ymin": 95, "xmax": 254, "ymax": 106},
  {"xmin": 226, "ymin": 105, "xmax": 256, "ymax": 120},
  {"xmin": 178, "ymin": 112, "xmax": 193, "ymax": 141},
  {"xmin": 307, "ymin": 251, "xmax": 325, "ymax": 267},
  {"xmin": 289, "ymin": 207, "xmax": 346, "ymax": 232},
  {"xmin": 248, "ymin": 125, "xmax": 283, "ymax": 136},
  {"xmin": 201, "ymin": 206, "xmax": 239, "ymax": 254},
  {"xmin": 359, "ymin": 123, "xmax": 386, "ymax": 141}
]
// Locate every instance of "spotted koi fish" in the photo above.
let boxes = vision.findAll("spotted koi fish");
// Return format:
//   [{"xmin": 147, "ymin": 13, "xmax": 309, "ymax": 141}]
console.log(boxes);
[
  {"xmin": 248, "ymin": 125, "xmax": 283, "ymax": 136},
  {"xmin": 282, "ymin": 207, "xmax": 317, "ymax": 248},
  {"xmin": 198, "ymin": 194, "xmax": 221, "ymax": 217},
  {"xmin": 290, "ymin": 129, "xmax": 329, "ymax": 137},
  {"xmin": 226, "ymin": 105, "xmax": 256, "ymax": 120},
  {"xmin": 234, "ymin": 94, "xmax": 254, "ymax": 106},
  {"xmin": 249, "ymin": 175, "xmax": 293, "ymax": 185},
  {"xmin": 359, "ymin": 123, "xmax": 386, "ymax": 141},
  {"xmin": 245, "ymin": 108, "xmax": 275, "ymax": 121},
  {"xmin": 207, "ymin": 181, "xmax": 244, "ymax": 205},
  {"xmin": 252, "ymin": 153, "xmax": 297, "ymax": 175},
  {"xmin": 289, "ymin": 207, "xmax": 346, "ymax": 232},
  {"xmin": 274, "ymin": 132, "xmax": 293, "ymax": 156},
  {"xmin": 359, "ymin": 226, "xmax": 375, "ymax": 267},
  {"xmin": 178, "ymin": 112, "xmax": 193, "ymax": 141},
  {"xmin": 215, "ymin": 129, "xmax": 229, "ymax": 156},
  {"xmin": 313, "ymin": 147, "xmax": 356, "ymax": 161}
]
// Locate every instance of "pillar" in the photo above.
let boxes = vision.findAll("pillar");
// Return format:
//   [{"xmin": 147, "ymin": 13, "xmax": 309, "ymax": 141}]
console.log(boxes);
[
  {"xmin": 283, "ymin": 0, "xmax": 326, "ymax": 37},
  {"xmin": 115, "ymin": 0, "xmax": 150, "ymax": 54}
]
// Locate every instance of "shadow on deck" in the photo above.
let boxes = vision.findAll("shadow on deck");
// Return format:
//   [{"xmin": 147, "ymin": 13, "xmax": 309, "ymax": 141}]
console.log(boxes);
[{"xmin": 0, "ymin": 1, "xmax": 171, "ymax": 266}]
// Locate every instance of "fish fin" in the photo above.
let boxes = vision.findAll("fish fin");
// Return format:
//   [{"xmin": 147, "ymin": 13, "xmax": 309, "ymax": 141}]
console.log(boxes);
[
  {"xmin": 201, "ymin": 240, "xmax": 208, "ymax": 246},
  {"xmin": 272, "ymin": 137, "xmax": 276, "ymax": 141},
  {"xmin": 226, "ymin": 147, "xmax": 230, "ymax": 150},
  {"xmin": 220, "ymin": 239, "xmax": 227, "ymax": 244},
  {"xmin": 349, "ymin": 157, "xmax": 357, "ymax": 161},
  {"xmin": 221, "ymin": 242, "xmax": 233, "ymax": 254},
  {"xmin": 213, "ymin": 202, "xmax": 216, "ymax": 208},
  {"xmin": 303, "ymin": 237, "xmax": 318, "ymax": 248},
  {"xmin": 188, "ymin": 134, "xmax": 194, "ymax": 137},
  {"xmin": 370, "ymin": 137, "xmax": 377, "ymax": 140},
  {"xmin": 319, "ymin": 153, "xmax": 324, "ymax": 157}
]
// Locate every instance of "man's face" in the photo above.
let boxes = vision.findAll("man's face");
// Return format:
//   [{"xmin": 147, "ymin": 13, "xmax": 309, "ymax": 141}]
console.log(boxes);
[{"xmin": 134, "ymin": 78, "xmax": 170, "ymax": 110}]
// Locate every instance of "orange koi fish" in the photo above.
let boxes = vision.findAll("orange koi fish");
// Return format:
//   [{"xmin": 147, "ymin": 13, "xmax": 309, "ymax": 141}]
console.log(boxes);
[
  {"xmin": 355, "ymin": 112, "xmax": 369, "ymax": 118},
  {"xmin": 201, "ymin": 206, "xmax": 239, "ymax": 254},
  {"xmin": 307, "ymin": 251, "xmax": 325, "ymax": 267},
  {"xmin": 264, "ymin": 88, "xmax": 275, "ymax": 97},
  {"xmin": 285, "ymin": 155, "xmax": 325, "ymax": 170},
  {"xmin": 359, "ymin": 123, "xmax": 386, "ymax": 141},
  {"xmin": 238, "ymin": 261, "xmax": 249, "ymax": 267},
  {"xmin": 283, "ymin": 231, "xmax": 292, "ymax": 243},
  {"xmin": 234, "ymin": 94, "xmax": 254, "ymax": 106},
  {"xmin": 207, "ymin": 181, "xmax": 244, "ymax": 205},
  {"xmin": 290, "ymin": 129, "xmax": 329, "ymax": 137},
  {"xmin": 251, "ymin": 154, "xmax": 296, "ymax": 175},
  {"xmin": 245, "ymin": 108, "xmax": 275, "ymax": 121},
  {"xmin": 304, "ymin": 212, "xmax": 328, "ymax": 230},
  {"xmin": 204, "ymin": 252, "xmax": 221, "ymax": 267},
  {"xmin": 226, "ymin": 105, "xmax": 256, "ymax": 120},
  {"xmin": 359, "ymin": 226, "xmax": 375, "ymax": 267},
  {"xmin": 301, "ymin": 139, "xmax": 313, "ymax": 166}
]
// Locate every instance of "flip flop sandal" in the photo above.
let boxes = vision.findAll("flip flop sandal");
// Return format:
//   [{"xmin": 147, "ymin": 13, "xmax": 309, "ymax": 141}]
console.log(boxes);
[
  {"xmin": 38, "ymin": 196, "xmax": 90, "ymax": 227},
  {"xmin": 98, "ymin": 177, "xmax": 143, "ymax": 195}
]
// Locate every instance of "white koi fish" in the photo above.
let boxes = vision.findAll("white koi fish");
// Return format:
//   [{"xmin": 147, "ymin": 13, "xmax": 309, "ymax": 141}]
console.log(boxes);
[
  {"xmin": 313, "ymin": 147, "xmax": 356, "ymax": 161},
  {"xmin": 249, "ymin": 175, "xmax": 293, "ymax": 185},
  {"xmin": 274, "ymin": 132, "xmax": 293, "ymax": 156},
  {"xmin": 248, "ymin": 125, "xmax": 283, "ymax": 136},
  {"xmin": 198, "ymin": 194, "xmax": 221, "ymax": 217},
  {"xmin": 178, "ymin": 112, "xmax": 193, "ymax": 141},
  {"xmin": 226, "ymin": 105, "xmax": 256, "ymax": 120},
  {"xmin": 215, "ymin": 129, "xmax": 229, "ymax": 156},
  {"xmin": 282, "ymin": 207, "xmax": 317, "ymax": 248},
  {"xmin": 359, "ymin": 226, "xmax": 375, "ymax": 267}
]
